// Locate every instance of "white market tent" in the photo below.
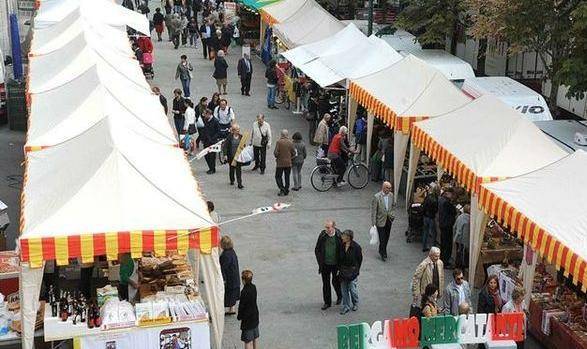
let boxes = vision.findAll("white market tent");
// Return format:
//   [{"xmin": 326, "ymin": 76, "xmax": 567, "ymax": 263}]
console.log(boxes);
[
  {"xmin": 410, "ymin": 95, "xmax": 568, "ymax": 286},
  {"xmin": 379, "ymin": 29, "xmax": 422, "ymax": 55},
  {"xmin": 478, "ymin": 150, "xmax": 587, "ymax": 291},
  {"xmin": 26, "ymin": 66, "xmax": 176, "ymax": 150},
  {"xmin": 462, "ymin": 76, "xmax": 553, "ymax": 121},
  {"xmin": 271, "ymin": 0, "xmax": 345, "ymax": 48},
  {"xmin": 410, "ymin": 49, "xmax": 475, "ymax": 81},
  {"xmin": 348, "ymin": 55, "xmax": 471, "ymax": 200},
  {"xmin": 282, "ymin": 24, "xmax": 403, "ymax": 87},
  {"xmin": 27, "ymin": 32, "xmax": 149, "ymax": 94},
  {"xmin": 260, "ymin": 0, "xmax": 309, "ymax": 24}
]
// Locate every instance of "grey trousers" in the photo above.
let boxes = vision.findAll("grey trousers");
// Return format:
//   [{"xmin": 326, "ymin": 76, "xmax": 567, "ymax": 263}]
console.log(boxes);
[{"xmin": 292, "ymin": 163, "xmax": 303, "ymax": 189}]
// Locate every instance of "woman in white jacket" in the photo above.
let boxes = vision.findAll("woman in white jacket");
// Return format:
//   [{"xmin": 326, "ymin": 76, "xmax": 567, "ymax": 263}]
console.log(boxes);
[{"xmin": 183, "ymin": 99, "xmax": 198, "ymax": 155}]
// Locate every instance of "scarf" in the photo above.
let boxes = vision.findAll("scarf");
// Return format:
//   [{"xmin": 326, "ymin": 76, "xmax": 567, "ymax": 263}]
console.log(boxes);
[{"xmin": 489, "ymin": 287, "xmax": 502, "ymax": 313}]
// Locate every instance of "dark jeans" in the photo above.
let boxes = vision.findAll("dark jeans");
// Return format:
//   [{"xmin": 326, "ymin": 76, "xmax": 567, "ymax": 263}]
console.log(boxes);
[
  {"xmin": 201, "ymin": 38, "xmax": 208, "ymax": 58},
  {"xmin": 275, "ymin": 166, "xmax": 291, "ymax": 193},
  {"xmin": 329, "ymin": 154, "xmax": 346, "ymax": 182},
  {"xmin": 253, "ymin": 146, "xmax": 266, "ymax": 171},
  {"xmin": 174, "ymin": 116, "xmax": 185, "ymax": 138},
  {"xmin": 205, "ymin": 151, "xmax": 216, "ymax": 172},
  {"xmin": 455, "ymin": 243, "xmax": 469, "ymax": 269},
  {"xmin": 308, "ymin": 118, "xmax": 317, "ymax": 144},
  {"xmin": 196, "ymin": 127, "xmax": 205, "ymax": 147},
  {"xmin": 321, "ymin": 264, "xmax": 341, "ymax": 306},
  {"xmin": 180, "ymin": 78, "xmax": 191, "ymax": 98},
  {"xmin": 172, "ymin": 33, "xmax": 180, "ymax": 49},
  {"xmin": 240, "ymin": 74, "xmax": 251, "ymax": 94},
  {"xmin": 377, "ymin": 218, "xmax": 392, "ymax": 258},
  {"xmin": 440, "ymin": 225, "xmax": 453, "ymax": 264},
  {"xmin": 229, "ymin": 164, "xmax": 242, "ymax": 186},
  {"xmin": 422, "ymin": 216, "xmax": 436, "ymax": 250}
]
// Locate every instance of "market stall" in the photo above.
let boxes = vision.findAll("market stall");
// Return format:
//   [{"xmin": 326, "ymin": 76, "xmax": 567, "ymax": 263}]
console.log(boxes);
[
  {"xmin": 348, "ymin": 55, "xmax": 471, "ymax": 201},
  {"xmin": 410, "ymin": 95, "xmax": 567, "ymax": 286},
  {"xmin": 478, "ymin": 150, "xmax": 587, "ymax": 347}
]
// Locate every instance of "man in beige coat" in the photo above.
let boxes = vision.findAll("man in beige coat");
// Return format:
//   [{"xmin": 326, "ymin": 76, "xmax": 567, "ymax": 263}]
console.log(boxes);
[
  {"xmin": 274, "ymin": 129, "xmax": 296, "ymax": 196},
  {"xmin": 412, "ymin": 247, "xmax": 444, "ymax": 306},
  {"xmin": 370, "ymin": 181, "xmax": 395, "ymax": 261},
  {"xmin": 313, "ymin": 114, "xmax": 331, "ymax": 154}
]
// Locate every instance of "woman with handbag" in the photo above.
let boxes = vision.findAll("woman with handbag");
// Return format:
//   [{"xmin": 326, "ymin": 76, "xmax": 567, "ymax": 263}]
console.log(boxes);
[
  {"xmin": 338, "ymin": 230, "xmax": 363, "ymax": 315},
  {"xmin": 183, "ymin": 99, "xmax": 198, "ymax": 155},
  {"xmin": 195, "ymin": 97, "xmax": 208, "ymax": 148},
  {"xmin": 222, "ymin": 124, "xmax": 246, "ymax": 189}
]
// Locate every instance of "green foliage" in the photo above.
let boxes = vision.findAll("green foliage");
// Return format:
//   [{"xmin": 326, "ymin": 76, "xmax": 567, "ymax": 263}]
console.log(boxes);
[{"xmin": 558, "ymin": 2, "xmax": 587, "ymax": 99}]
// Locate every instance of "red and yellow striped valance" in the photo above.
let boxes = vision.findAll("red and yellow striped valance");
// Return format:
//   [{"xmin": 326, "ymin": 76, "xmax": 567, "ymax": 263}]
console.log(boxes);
[
  {"xmin": 349, "ymin": 82, "xmax": 429, "ymax": 134},
  {"xmin": 478, "ymin": 186, "xmax": 587, "ymax": 291},
  {"xmin": 411, "ymin": 125, "xmax": 505, "ymax": 194},
  {"xmin": 20, "ymin": 227, "xmax": 219, "ymax": 268}
]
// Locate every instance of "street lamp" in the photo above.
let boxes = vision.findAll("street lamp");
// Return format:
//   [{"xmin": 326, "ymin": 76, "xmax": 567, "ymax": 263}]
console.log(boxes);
[{"xmin": 367, "ymin": 0, "xmax": 374, "ymax": 36}]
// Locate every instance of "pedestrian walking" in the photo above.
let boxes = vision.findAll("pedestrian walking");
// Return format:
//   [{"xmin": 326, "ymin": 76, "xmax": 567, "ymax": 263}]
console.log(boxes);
[
  {"xmin": 183, "ymin": 99, "xmax": 198, "ymax": 155},
  {"xmin": 213, "ymin": 99, "xmax": 235, "ymax": 138},
  {"xmin": 274, "ymin": 129, "xmax": 295, "ymax": 196},
  {"xmin": 421, "ymin": 284, "xmax": 440, "ymax": 318},
  {"xmin": 169, "ymin": 13, "xmax": 182, "ymax": 49},
  {"xmin": 477, "ymin": 275, "xmax": 502, "ymax": 314},
  {"xmin": 412, "ymin": 247, "xmax": 444, "ymax": 307},
  {"xmin": 251, "ymin": 114, "xmax": 271, "ymax": 174},
  {"xmin": 370, "ymin": 181, "xmax": 395, "ymax": 261},
  {"xmin": 153, "ymin": 8, "xmax": 165, "ymax": 41},
  {"xmin": 171, "ymin": 88, "xmax": 186, "ymax": 137},
  {"xmin": 338, "ymin": 230, "xmax": 362, "ymax": 315},
  {"xmin": 315, "ymin": 219, "xmax": 342, "ymax": 310},
  {"xmin": 220, "ymin": 236, "xmax": 240, "ymax": 315},
  {"xmin": 213, "ymin": 50, "xmax": 229, "ymax": 94},
  {"xmin": 220, "ymin": 23, "xmax": 232, "ymax": 52},
  {"xmin": 438, "ymin": 189, "xmax": 457, "ymax": 266},
  {"xmin": 265, "ymin": 60, "xmax": 278, "ymax": 109},
  {"xmin": 195, "ymin": 97, "xmax": 208, "ymax": 148},
  {"xmin": 208, "ymin": 92, "xmax": 220, "ymax": 111},
  {"xmin": 175, "ymin": 54, "xmax": 193, "ymax": 97},
  {"xmin": 441, "ymin": 268, "xmax": 471, "ymax": 316},
  {"xmin": 164, "ymin": 10, "xmax": 174, "ymax": 41},
  {"xmin": 353, "ymin": 113, "xmax": 367, "ymax": 162},
  {"xmin": 222, "ymin": 124, "xmax": 245, "ymax": 189},
  {"xmin": 199, "ymin": 20, "xmax": 212, "ymax": 58},
  {"xmin": 237, "ymin": 53, "xmax": 253, "ymax": 96},
  {"xmin": 313, "ymin": 113, "xmax": 331, "ymax": 154},
  {"xmin": 453, "ymin": 204, "xmax": 471, "ymax": 269},
  {"xmin": 291, "ymin": 132, "xmax": 307, "ymax": 191},
  {"xmin": 187, "ymin": 17, "xmax": 199, "ymax": 47},
  {"xmin": 152, "ymin": 86, "xmax": 168, "ymax": 115},
  {"xmin": 422, "ymin": 185, "xmax": 439, "ymax": 252},
  {"xmin": 238, "ymin": 270, "xmax": 260, "ymax": 349},
  {"xmin": 201, "ymin": 109, "xmax": 220, "ymax": 174}
]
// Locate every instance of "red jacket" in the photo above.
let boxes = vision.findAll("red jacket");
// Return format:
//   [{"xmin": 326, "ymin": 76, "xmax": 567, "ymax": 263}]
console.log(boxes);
[{"xmin": 328, "ymin": 134, "xmax": 343, "ymax": 155}]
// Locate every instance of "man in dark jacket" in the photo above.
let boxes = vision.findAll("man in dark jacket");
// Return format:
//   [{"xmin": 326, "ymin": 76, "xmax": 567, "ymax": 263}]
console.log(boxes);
[
  {"xmin": 238, "ymin": 270, "xmax": 259, "ymax": 347},
  {"xmin": 438, "ymin": 189, "xmax": 457, "ymax": 265},
  {"xmin": 199, "ymin": 22, "xmax": 212, "ymax": 59},
  {"xmin": 201, "ymin": 109, "xmax": 220, "ymax": 174},
  {"xmin": 237, "ymin": 53, "xmax": 253, "ymax": 96},
  {"xmin": 422, "ymin": 186, "xmax": 439, "ymax": 252},
  {"xmin": 265, "ymin": 60, "xmax": 278, "ymax": 109},
  {"xmin": 151, "ymin": 86, "xmax": 168, "ymax": 115},
  {"xmin": 314, "ymin": 219, "xmax": 342, "ymax": 310}
]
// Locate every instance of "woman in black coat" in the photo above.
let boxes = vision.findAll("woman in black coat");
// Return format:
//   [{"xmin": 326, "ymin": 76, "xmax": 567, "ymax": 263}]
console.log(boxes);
[
  {"xmin": 220, "ymin": 235, "xmax": 240, "ymax": 315},
  {"xmin": 171, "ymin": 88, "xmax": 186, "ymax": 137},
  {"xmin": 478, "ymin": 274, "xmax": 502, "ymax": 314},
  {"xmin": 238, "ymin": 269, "xmax": 259, "ymax": 348},
  {"xmin": 213, "ymin": 49, "xmax": 229, "ymax": 94},
  {"xmin": 338, "ymin": 230, "xmax": 362, "ymax": 315}
]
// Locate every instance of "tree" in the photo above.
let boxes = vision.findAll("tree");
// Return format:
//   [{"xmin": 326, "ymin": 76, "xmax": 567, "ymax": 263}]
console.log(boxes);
[
  {"xmin": 396, "ymin": 0, "xmax": 466, "ymax": 54},
  {"xmin": 558, "ymin": 2, "xmax": 587, "ymax": 99},
  {"xmin": 467, "ymin": 0, "xmax": 585, "ymax": 112}
]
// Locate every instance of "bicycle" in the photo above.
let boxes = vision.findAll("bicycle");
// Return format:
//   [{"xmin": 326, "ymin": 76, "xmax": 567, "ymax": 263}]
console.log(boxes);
[{"xmin": 310, "ymin": 156, "xmax": 369, "ymax": 192}]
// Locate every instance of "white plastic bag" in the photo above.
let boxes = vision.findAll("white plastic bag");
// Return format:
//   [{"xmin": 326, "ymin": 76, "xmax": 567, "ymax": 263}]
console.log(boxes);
[
  {"xmin": 369, "ymin": 226, "xmax": 379, "ymax": 246},
  {"xmin": 237, "ymin": 145, "xmax": 254, "ymax": 164}
]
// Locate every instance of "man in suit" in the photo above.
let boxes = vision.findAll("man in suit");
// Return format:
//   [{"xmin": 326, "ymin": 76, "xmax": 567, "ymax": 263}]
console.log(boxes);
[
  {"xmin": 199, "ymin": 21, "xmax": 212, "ymax": 59},
  {"xmin": 237, "ymin": 53, "xmax": 253, "ymax": 96},
  {"xmin": 370, "ymin": 181, "xmax": 395, "ymax": 261}
]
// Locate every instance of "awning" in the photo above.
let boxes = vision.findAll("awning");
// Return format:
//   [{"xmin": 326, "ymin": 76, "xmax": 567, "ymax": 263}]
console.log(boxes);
[
  {"xmin": 259, "ymin": 0, "xmax": 306, "ymax": 24},
  {"xmin": 241, "ymin": 0, "xmax": 281, "ymax": 10},
  {"xmin": 411, "ymin": 95, "xmax": 567, "ymax": 193},
  {"xmin": 349, "ymin": 55, "xmax": 470, "ymax": 132},
  {"xmin": 479, "ymin": 150, "xmax": 587, "ymax": 290},
  {"xmin": 272, "ymin": 0, "xmax": 345, "ymax": 48},
  {"xmin": 282, "ymin": 24, "xmax": 403, "ymax": 87}
]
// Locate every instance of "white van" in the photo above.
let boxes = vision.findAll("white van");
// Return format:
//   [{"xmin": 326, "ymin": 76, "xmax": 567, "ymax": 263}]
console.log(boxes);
[{"xmin": 462, "ymin": 76, "xmax": 553, "ymax": 121}]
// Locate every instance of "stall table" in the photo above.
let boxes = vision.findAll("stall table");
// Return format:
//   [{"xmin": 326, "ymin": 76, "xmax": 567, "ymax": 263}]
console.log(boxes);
[
  {"xmin": 529, "ymin": 299, "xmax": 587, "ymax": 349},
  {"xmin": 475, "ymin": 245, "xmax": 523, "ymax": 288}
]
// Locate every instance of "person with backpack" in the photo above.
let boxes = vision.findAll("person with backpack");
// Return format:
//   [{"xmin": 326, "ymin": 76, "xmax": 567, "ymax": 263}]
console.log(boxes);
[{"xmin": 353, "ymin": 113, "xmax": 368, "ymax": 162}]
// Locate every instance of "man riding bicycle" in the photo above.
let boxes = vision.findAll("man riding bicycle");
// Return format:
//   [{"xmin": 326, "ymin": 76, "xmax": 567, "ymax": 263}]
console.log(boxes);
[{"xmin": 327, "ymin": 126, "xmax": 358, "ymax": 185}]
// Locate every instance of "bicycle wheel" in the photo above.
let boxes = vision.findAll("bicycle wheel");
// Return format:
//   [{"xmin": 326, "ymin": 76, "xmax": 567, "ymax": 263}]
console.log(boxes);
[
  {"xmin": 347, "ymin": 163, "xmax": 369, "ymax": 189},
  {"xmin": 310, "ymin": 165, "xmax": 334, "ymax": 192}
]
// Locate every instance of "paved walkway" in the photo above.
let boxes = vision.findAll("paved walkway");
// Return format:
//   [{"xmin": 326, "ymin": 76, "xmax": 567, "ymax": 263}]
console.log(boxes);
[{"xmin": 149, "ymin": 34, "xmax": 425, "ymax": 348}]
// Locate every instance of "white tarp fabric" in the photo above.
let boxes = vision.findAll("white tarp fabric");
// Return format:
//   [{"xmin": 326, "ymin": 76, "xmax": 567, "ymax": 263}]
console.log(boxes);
[
  {"xmin": 19, "ymin": 264, "xmax": 44, "ymax": 349},
  {"xmin": 380, "ymin": 29, "xmax": 422, "ymax": 56},
  {"xmin": 405, "ymin": 142, "xmax": 421, "ymax": 208},
  {"xmin": 26, "ymin": 66, "xmax": 176, "ymax": 149},
  {"xmin": 272, "ymin": 0, "xmax": 345, "ymax": 48},
  {"xmin": 283, "ymin": 28, "xmax": 403, "ymax": 87},
  {"xmin": 28, "ymin": 32, "xmax": 148, "ymax": 94},
  {"xmin": 35, "ymin": 0, "xmax": 150, "ymax": 35},
  {"xmin": 200, "ymin": 248, "xmax": 225, "ymax": 349},
  {"xmin": 31, "ymin": 8, "xmax": 131, "ymax": 56},
  {"xmin": 469, "ymin": 193, "xmax": 490, "ymax": 285},
  {"xmin": 481, "ymin": 150, "xmax": 587, "ymax": 285},
  {"xmin": 260, "ymin": 0, "xmax": 308, "ymax": 23},
  {"xmin": 409, "ymin": 49, "xmax": 475, "ymax": 80},
  {"xmin": 21, "ymin": 122, "xmax": 214, "ymax": 238},
  {"xmin": 393, "ymin": 131, "xmax": 409, "ymax": 202}
]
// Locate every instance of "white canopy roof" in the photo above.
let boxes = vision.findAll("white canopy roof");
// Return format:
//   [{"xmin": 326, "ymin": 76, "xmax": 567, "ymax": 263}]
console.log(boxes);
[
  {"xmin": 379, "ymin": 29, "xmax": 422, "ymax": 55},
  {"xmin": 260, "ymin": 0, "xmax": 308, "ymax": 23},
  {"xmin": 22, "ymin": 121, "xmax": 213, "ymax": 238},
  {"xmin": 31, "ymin": 8, "xmax": 131, "ymax": 56},
  {"xmin": 34, "ymin": 0, "xmax": 150, "ymax": 35},
  {"xmin": 409, "ymin": 49, "xmax": 475, "ymax": 81},
  {"xmin": 283, "ymin": 24, "xmax": 403, "ymax": 87},
  {"xmin": 481, "ymin": 150, "xmax": 587, "ymax": 285},
  {"xmin": 413, "ymin": 95, "xmax": 567, "ymax": 179},
  {"xmin": 26, "ymin": 66, "xmax": 176, "ymax": 149},
  {"xmin": 272, "ymin": 0, "xmax": 345, "ymax": 48},
  {"xmin": 28, "ymin": 32, "xmax": 148, "ymax": 94},
  {"xmin": 350, "ymin": 55, "xmax": 470, "ymax": 119}
]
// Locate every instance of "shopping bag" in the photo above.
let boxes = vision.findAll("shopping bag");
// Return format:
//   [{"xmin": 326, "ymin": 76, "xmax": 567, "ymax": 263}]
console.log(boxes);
[
  {"xmin": 237, "ymin": 145, "xmax": 254, "ymax": 165},
  {"xmin": 369, "ymin": 226, "xmax": 379, "ymax": 246}
]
